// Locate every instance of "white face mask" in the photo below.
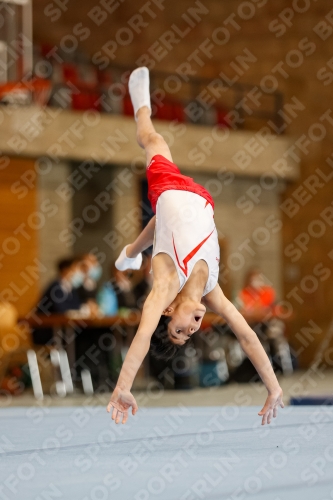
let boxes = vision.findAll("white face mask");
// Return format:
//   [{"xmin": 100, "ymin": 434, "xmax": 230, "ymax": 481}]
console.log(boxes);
[
  {"xmin": 88, "ymin": 264, "xmax": 102, "ymax": 281},
  {"xmin": 250, "ymin": 276, "xmax": 264, "ymax": 289},
  {"xmin": 70, "ymin": 270, "xmax": 85, "ymax": 288}
]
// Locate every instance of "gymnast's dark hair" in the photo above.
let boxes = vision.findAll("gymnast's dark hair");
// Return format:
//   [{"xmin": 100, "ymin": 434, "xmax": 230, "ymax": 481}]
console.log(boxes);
[{"xmin": 150, "ymin": 315, "xmax": 189, "ymax": 361}]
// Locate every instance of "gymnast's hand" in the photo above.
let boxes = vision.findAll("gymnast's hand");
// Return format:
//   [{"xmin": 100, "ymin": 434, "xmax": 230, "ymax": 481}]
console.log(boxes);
[
  {"xmin": 258, "ymin": 388, "xmax": 284, "ymax": 425},
  {"xmin": 107, "ymin": 386, "xmax": 138, "ymax": 424}
]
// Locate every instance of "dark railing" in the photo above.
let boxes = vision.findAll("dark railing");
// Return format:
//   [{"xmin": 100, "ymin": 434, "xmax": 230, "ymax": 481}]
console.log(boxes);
[{"xmin": 2, "ymin": 48, "xmax": 285, "ymax": 132}]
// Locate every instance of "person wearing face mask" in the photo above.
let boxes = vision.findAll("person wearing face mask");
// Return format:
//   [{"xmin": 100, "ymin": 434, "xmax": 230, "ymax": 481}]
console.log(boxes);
[
  {"xmin": 32, "ymin": 257, "xmax": 84, "ymax": 345},
  {"xmin": 76, "ymin": 253, "xmax": 103, "ymax": 318},
  {"xmin": 32, "ymin": 256, "xmax": 112, "ymax": 390},
  {"xmin": 238, "ymin": 268, "xmax": 293, "ymax": 375},
  {"xmin": 237, "ymin": 268, "xmax": 276, "ymax": 317},
  {"xmin": 76, "ymin": 254, "xmax": 126, "ymax": 390},
  {"xmin": 231, "ymin": 268, "xmax": 280, "ymax": 383}
]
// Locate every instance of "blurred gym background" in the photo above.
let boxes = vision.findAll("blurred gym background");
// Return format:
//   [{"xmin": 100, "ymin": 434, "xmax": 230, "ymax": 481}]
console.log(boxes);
[{"xmin": 0, "ymin": 0, "xmax": 332, "ymax": 404}]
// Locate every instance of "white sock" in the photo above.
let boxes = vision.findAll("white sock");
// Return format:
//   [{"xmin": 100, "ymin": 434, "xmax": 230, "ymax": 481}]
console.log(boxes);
[
  {"xmin": 129, "ymin": 67, "xmax": 152, "ymax": 120},
  {"xmin": 115, "ymin": 245, "xmax": 142, "ymax": 271}
]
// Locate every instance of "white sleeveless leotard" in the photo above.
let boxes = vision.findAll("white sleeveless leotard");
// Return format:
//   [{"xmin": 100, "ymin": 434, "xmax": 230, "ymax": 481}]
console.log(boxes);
[{"xmin": 152, "ymin": 190, "xmax": 220, "ymax": 296}]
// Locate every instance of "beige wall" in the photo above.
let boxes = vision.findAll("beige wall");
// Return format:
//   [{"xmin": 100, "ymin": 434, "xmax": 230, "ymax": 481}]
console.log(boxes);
[
  {"xmin": 37, "ymin": 161, "xmax": 72, "ymax": 290},
  {"xmin": 0, "ymin": 108, "xmax": 298, "ymax": 180},
  {"xmin": 195, "ymin": 172, "xmax": 284, "ymax": 301}
]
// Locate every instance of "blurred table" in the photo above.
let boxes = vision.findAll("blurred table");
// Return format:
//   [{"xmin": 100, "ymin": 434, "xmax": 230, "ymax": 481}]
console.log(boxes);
[
  {"xmin": 20, "ymin": 308, "xmax": 288, "ymax": 370},
  {"xmin": 19, "ymin": 307, "xmax": 292, "ymax": 397},
  {"xmin": 18, "ymin": 312, "xmax": 141, "ymax": 397},
  {"xmin": 21, "ymin": 311, "xmax": 141, "ymax": 328},
  {"xmin": 20, "ymin": 312, "xmax": 141, "ymax": 375}
]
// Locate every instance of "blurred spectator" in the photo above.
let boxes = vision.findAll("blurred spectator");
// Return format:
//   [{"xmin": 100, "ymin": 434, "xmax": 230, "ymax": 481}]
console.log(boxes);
[
  {"xmin": 97, "ymin": 264, "xmax": 138, "ymax": 386},
  {"xmin": 237, "ymin": 267, "xmax": 275, "ymax": 317},
  {"xmin": 98, "ymin": 264, "xmax": 137, "ymax": 316},
  {"xmin": 77, "ymin": 253, "xmax": 103, "ymax": 318},
  {"xmin": 75, "ymin": 253, "xmax": 116, "ymax": 389},
  {"xmin": 38, "ymin": 257, "xmax": 84, "ymax": 314},
  {"xmin": 97, "ymin": 266, "xmax": 118, "ymax": 317},
  {"xmin": 32, "ymin": 257, "xmax": 83, "ymax": 344},
  {"xmin": 31, "ymin": 256, "xmax": 118, "ymax": 391},
  {"xmin": 115, "ymin": 268, "xmax": 137, "ymax": 311},
  {"xmin": 232, "ymin": 267, "xmax": 293, "ymax": 380}
]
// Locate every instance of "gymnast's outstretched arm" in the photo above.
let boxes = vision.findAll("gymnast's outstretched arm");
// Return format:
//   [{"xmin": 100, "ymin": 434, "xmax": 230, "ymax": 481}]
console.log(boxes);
[
  {"xmin": 203, "ymin": 284, "xmax": 284, "ymax": 425},
  {"xmin": 107, "ymin": 261, "xmax": 179, "ymax": 424},
  {"xmin": 126, "ymin": 216, "xmax": 156, "ymax": 258},
  {"xmin": 106, "ymin": 290, "xmax": 165, "ymax": 424}
]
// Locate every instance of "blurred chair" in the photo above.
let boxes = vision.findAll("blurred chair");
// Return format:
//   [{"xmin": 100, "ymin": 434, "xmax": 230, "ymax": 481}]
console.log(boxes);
[
  {"xmin": 0, "ymin": 302, "xmax": 32, "ymax": 363},
  {"xmin": 0, "ymin": 302, "xmax": 36, "ymax": 394},
  {"xmin": 0, "ymin": 302, "xmax": 73, "ymax": 399}
]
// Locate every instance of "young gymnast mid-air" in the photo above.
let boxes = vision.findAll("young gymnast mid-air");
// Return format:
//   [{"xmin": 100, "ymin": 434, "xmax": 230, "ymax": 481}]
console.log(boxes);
[{"xmin": 107, "ymin": 67, "xmax": 284, "ymax": 425}]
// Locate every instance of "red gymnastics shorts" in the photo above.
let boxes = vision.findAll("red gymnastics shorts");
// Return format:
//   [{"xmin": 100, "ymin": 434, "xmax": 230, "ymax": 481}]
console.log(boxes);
[{"xmin": 146, "ymin": 155, "xmax": 214, "ymax": 213}]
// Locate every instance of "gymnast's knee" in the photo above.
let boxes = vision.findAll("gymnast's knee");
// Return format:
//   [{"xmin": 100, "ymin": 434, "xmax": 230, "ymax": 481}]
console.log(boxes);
[{"xmin": 143, "ymin": 132, "xmax": 166, "ymax": 149}]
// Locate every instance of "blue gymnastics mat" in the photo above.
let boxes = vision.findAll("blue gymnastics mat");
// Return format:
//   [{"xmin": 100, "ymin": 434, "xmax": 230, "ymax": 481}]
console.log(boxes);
[
  {"xmin": 1, "ymin": 406, "xmax": 333, "ymax": 500},
  {"xmin": 290, "ymin": 395, "xmax": 333, "ymax": 405}
]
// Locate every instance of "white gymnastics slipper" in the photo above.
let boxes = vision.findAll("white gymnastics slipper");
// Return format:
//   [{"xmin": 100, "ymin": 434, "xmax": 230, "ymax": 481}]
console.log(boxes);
[
  {"xmin": 115, "ymin": 245, "xmax": 143, "ymax": 271},
  {"xmin": 129, "ymin": 67, "xmax": 152, "ymax": 120}
]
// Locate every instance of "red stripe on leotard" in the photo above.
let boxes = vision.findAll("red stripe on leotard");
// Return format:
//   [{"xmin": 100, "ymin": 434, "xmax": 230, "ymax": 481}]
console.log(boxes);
[{"xmin": 172, "ymin": 230, "xmax": 215, "ymax": 277}]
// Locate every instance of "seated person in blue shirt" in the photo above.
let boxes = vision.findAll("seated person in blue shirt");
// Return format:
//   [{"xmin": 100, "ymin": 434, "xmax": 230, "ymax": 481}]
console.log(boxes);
[{"xmin": 98, "ymin": 263, "xmax": 137, "ymax": 316}]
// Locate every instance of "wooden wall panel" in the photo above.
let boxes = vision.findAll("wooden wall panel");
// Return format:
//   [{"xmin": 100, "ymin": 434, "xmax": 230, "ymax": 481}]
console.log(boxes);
[{"xmin": 0, "ymin": 157, "xmax": 40, "ymax": 316}]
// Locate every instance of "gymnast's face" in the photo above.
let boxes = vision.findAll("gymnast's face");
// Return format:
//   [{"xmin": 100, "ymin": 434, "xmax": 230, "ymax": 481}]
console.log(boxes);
[{"xmin": 164, "ymin": 300, "xmax": 206, "ymax": 345}]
